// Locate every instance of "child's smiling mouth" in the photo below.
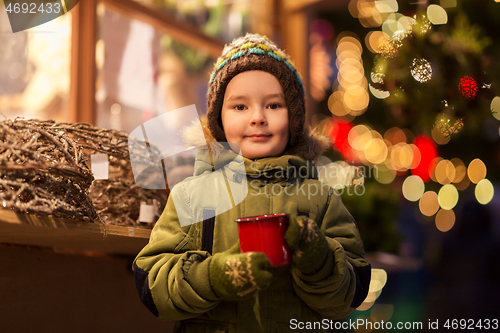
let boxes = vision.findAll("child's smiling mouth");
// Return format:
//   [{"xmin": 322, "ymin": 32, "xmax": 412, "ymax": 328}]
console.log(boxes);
[{"xmin": 245, "ymin": 134, "xmax": 272, "ymax": 141}]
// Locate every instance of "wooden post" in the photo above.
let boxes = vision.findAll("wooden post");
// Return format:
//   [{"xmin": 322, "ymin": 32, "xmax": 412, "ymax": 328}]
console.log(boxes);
[
  {"xmin": 280, "ymin": 0, "xmax": 312, "ymax": 123},
  {"xmin": 68, "ymin": 0, "xmax": 97, "ymax": 124}
]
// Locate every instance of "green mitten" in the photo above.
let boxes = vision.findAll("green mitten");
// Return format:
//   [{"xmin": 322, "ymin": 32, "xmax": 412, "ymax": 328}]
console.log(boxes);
[
  {"xmin": 285, "ymin": 216, "xmax": 330, "ymax": 275},
  {"xmin": 209, "ymin": 243, "xmax": 272, "ymax": 301},
  {"xmin": 284, "ymin": 215, "xmax": 307, "ymax": 251}
]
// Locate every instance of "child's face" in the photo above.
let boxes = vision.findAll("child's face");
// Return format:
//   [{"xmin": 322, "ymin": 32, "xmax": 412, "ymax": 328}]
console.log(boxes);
[{"xmin": 221, "ymin": 70, "xmax": 289, "ymax": 159}]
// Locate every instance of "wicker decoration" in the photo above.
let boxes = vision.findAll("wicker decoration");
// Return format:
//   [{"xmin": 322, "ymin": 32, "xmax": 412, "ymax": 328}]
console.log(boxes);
[
  {"xmin": 0, "ymin": 119, "xmax": 168, "ymax": 228},
  {"xmin": 0, "ymin": 118, "xmax": 97, "ymax": 221},
  {"xmin": 43, "ymin": 121, "xmax": 168, "ymax": 228}
]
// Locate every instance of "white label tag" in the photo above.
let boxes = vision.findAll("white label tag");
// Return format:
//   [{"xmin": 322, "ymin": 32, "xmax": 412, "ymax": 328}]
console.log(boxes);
[
  {"xmin": 91, "ymin": 154, "xmax": 109, "ymax": 180},
  {"xmin": 139, "ymin": 204, "xmax": 156, "ymax": 223}
]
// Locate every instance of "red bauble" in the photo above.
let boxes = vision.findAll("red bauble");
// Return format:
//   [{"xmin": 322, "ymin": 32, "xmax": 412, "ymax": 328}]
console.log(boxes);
[{"xmin": 458, "ymin": 76, "xmax": 478, "ymax": 99}]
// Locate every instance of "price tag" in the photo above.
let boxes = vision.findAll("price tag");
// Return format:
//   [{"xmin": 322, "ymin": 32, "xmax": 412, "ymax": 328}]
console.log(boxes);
[
  {"xmin": 91, "ymin": 154, "xmax": 109, "ymax": 180},
  {"xmin": 139, "ymin": 204, "xmax": 156, "ymax": 223}
]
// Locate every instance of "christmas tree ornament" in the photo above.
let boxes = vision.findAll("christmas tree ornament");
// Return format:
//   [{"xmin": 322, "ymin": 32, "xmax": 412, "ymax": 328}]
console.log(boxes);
[
  {"xmin": 434, "ymin": 114, "xmax": 464, "ymax": 139},
  {"xmin": 410, "ymin": 58, "xmax": 433, "ymax": 83},
  {"xmin": 371, "ymin": 72, "xmax": 385, "ymax": 85},
  {"xmin": 458, "ymin": 76, "xmax": 478, "ymax": 99}
]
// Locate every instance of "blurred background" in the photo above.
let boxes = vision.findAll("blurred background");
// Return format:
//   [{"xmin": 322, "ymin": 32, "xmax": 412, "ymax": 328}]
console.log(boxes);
[{"xmin": 1, "ymin": 0, "xmax": 499, "ymax": 332}]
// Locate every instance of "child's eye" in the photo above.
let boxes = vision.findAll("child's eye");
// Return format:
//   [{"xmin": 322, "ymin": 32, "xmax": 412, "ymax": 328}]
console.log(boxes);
[
  {"xmin": 267, "ymin": 103, "xmax": 282, "ymax": 110},
  {"xmin": 234, "ymin": 105, "xmax": 246, "ymax": 111}
]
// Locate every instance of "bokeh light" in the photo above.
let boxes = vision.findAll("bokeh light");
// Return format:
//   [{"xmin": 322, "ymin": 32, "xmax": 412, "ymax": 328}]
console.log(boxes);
[
  {"xmin": 491, "ymin": 96, "xmax": 500, "ymax": 121},
  {"xmin": 438, "ymin": 184, "xmax": 459, "ymax": 210},
  {"xmin": 412, "ymin": 135, "xmax": 438, "ymax": 182},
  {"xmin": 409, "ymin": 144, "xmax": 422, "ymax": 169},
  {"xmin": 375, "ymin": 0, "xmax": 398, "ymax": 13},
  {"xmin": 384, "ymin": 127, "xmax": 407, "ymax": 145},
  {"xmin": 344, "ymin": 84, "xmax": 370, "ymax": 114},
  {"xmin": 402, "ymin": 175, "xmax": 425, "ymax": 202},
  {"xmin": 398, "ymin": 15, "xmax": 415, "ymax": 35},
  {"xmin": 329, "ymin": 119, "xmax": 359, "ymax": 162},
  {"xmin": 370, "ymin": 268, "xmax": 388, "ymax": 292},
  {"xmin": 455, "ymin": 174, "xmax": 471, "ymax": 191},
  {"xmin": 331, "ymin": 33, "xmax": 369, "ymax": 117},
  {"xmin": 349, "ymin": 0, "xmax": 384, "ymax": 28},
  {"xmin": 310, "ymin": 19, "xmax": 335, "ymax": 41},
  {"xmin": 369, "ymin": 84, "xmax": 390, "ymax": 99},
  {"xmin": 475, "ymin": 179, "xmax": 494, "ymax": 205},
  {"xmin": 435, "ymin": 209, "xmax": 455, "ymax": 232},
  {"xmin": 365, "ymin": 137, "xmax": 388, "ymax": 164},
  {"xmin": 391, "ymin": 142, "xmax": 414, "ymax": 171},
  {"xmin": 440, "ymin": 0, "xmax": 457, "ymax": 8},
  {"xmin": 435, "ymin": 159, "xmax": 455, "ymax": 185},
  {"xmin": 348, "ymin": 124, "xmax": 374, "ymax": 162},
  {"xmin": 427, "ymin": 4, "xmax": 448, "ymax": 25},
  {"xmin": 429, "ymin": 157, "xmax": 443, "ymax": 183},
  {"xmin": 357, "ymin": 268, "xmax": 388, "ymax": 311},
  {"xmin": 467, "ymin": 158, "xmax": 487, "ymax": 184},
  {"xmin": 328, "ymin": 91, "xmax": 350, "ymax": 117},
  {"xmin": 382, "ymin": 13, "xmax": 405, "ymax": 37},
  {"xmin": 365, "ymin": 31, "xmax": 390, "ymax": 53},
  {"xmin": 419, "ymin": 191, "xmax": 439, "ymax": 216},
  {"xmin": 375, "ymin": 164, "xmax": 397, "ymax": 184},
  {"xmin": 431, "ymin": 125, "xmax": 451, "ymax": 145},
  {"xmin": 451, "ymin": 158, "xmax": 466, "ymax": 183}
]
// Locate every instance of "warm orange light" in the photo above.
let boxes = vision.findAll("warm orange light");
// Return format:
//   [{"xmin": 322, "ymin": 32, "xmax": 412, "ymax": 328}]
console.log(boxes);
[
  {"xmin": 435, "ymin": 209, "xmax": 455, "ymax": 232},
  {"xmin": 384, "ymin": 127, "xmax": 407, "ymax": 145},
  {"xmin": 438, "ymin": 184, "xmax": 459, "ymax": 210},
  {"xmin": 435, "ymin": 159, "xmax": 455, "ymax": 185},
  {"xmin": 451, "ymin": 158, "xmax": 466, "ymax": 183},
  {"xmin": 419, "ymin": 191, "xmax": 439, "ymax": 216},
  {"xmin": 468, "ymin": 158, "xmax": 487, "ymax": 184}
]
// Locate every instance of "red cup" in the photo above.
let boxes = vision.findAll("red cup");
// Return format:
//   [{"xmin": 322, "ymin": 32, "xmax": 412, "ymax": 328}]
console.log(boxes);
[{"xmin": 236, "ymin": 213, "xmax": 291, "ymax": 267}]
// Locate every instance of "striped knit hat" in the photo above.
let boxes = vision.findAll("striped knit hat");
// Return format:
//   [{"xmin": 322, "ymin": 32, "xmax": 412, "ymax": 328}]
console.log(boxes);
[{"xmin": 206, "ymin": 33, "xmax": 307, "ymax": 156}]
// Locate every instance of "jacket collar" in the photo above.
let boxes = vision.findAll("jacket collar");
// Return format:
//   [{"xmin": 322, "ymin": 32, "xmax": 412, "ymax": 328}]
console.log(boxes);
[{"xmin": 193, "ymin": 145, "xmax": 318, "ymax": 181}]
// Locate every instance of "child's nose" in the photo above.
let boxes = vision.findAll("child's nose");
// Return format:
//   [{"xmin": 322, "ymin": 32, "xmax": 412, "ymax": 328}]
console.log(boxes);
[{"xmin": 250, "ymin": 108, "xmax": 267, "ymax": 125}]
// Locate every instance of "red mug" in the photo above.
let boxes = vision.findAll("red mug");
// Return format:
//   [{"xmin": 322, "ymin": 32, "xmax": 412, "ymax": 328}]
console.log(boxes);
[{"xmin": 236, "ymin": 213, "xmax": 291, "ymax": 267}]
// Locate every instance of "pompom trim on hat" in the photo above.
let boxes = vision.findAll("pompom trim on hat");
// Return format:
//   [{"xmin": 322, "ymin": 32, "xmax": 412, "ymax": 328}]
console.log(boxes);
[{"xmin": 207, "ymin": 33, "xmax": 304, "ymax": 96}]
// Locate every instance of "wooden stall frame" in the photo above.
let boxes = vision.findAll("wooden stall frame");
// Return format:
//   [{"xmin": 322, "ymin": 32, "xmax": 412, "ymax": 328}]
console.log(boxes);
[{"xmin": 68, "ymin": 0, "xmax": 225, "ymax": 125}]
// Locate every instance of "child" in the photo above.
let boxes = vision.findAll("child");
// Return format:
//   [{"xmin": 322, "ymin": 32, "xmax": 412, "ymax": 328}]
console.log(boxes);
[{"xmin": 133, "ymin": 33, "xmax": 371, "ymax": 333}]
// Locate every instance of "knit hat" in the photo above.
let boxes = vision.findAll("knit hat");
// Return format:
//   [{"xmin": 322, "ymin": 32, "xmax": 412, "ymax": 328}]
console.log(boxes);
[{"xmin": 206, "ymin": 33, "xmax": 307, "ymax": 156}]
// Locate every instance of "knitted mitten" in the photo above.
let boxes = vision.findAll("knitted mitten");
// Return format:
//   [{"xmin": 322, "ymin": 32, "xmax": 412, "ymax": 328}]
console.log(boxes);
[
  {"xmin": 285, "ymin": 215, "xmax": 330, "ymax": 275},
  {"xmin": 209, "ymin": 243, "xmax": 272, "ymax": 301}
]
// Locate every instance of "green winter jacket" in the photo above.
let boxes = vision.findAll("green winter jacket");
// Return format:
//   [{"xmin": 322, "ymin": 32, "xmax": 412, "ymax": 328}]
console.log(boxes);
[{"xmin": 133, "ymin": 145, "xmax": 371, "ymax": 333}]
